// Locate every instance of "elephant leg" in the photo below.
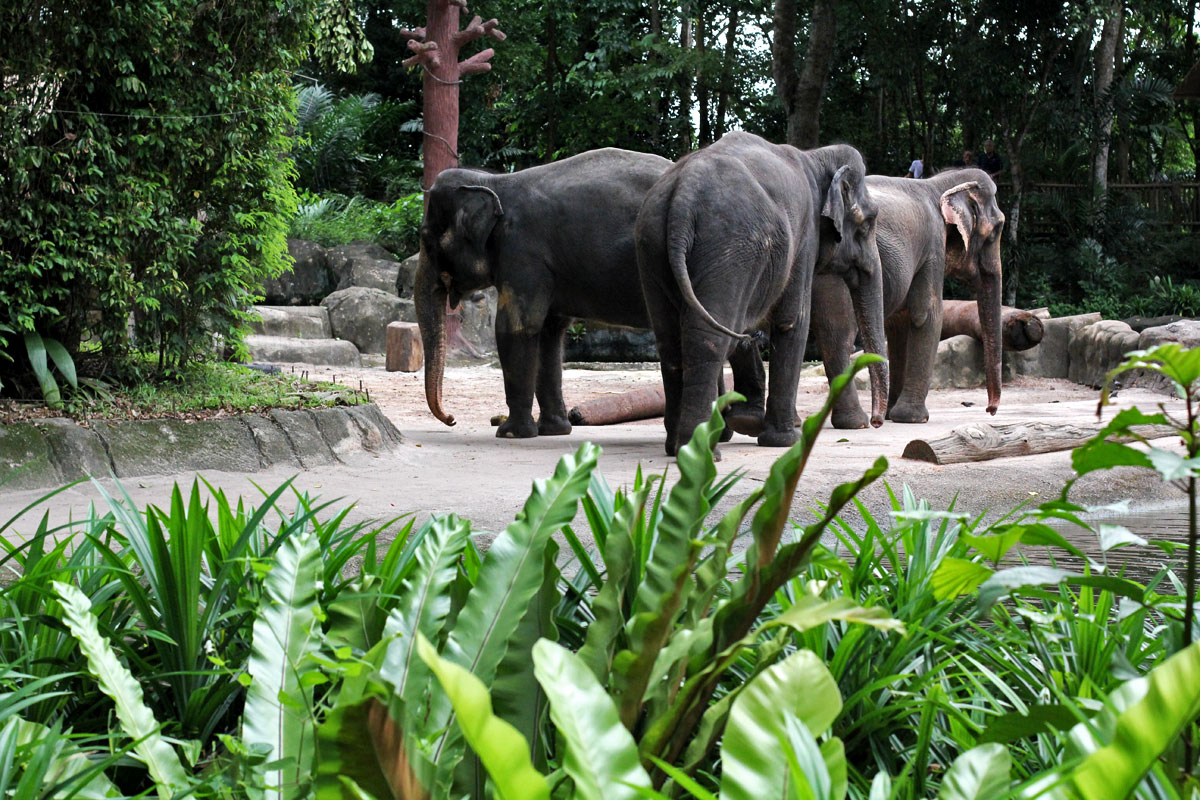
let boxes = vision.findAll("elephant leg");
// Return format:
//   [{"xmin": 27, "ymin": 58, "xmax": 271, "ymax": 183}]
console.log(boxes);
[
  {"xmin": 812, "ymin": 275, "xmax": 869, "ymax": 430},
  {"xmin": 887, "ymin": 266, "xmax": 941, "ymax": 424},
  {"xmin": 758, "ymin": 320, "xmax": 805, "ymax": 448},
  {"xmin": 677, "ymin": 323, "xmax": 728, "ymax": 459},
  {"xmin": 535, "ymin": 315, "xmax": 572, "ymax": 436},
  {"xmin": 495, "ymin": 304, "xmax": 542, "ymax": 439},
  {"xmin": 715, "ymin": 369, "xmax": 734, "ymax": 442},
  {"xmin": 724, "ymin": 340, "xmax": 766, "ymax": 437}
]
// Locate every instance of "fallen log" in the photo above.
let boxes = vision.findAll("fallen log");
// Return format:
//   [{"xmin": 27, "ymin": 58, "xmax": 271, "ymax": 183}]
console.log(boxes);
[
  {"xmin": 902, "ymin": 421, "xmax": 1177, "ymax": 465},
  {"xmin": 568, "ymin": 385, "xmax": 666, "ymax": 425},
  {"xmin": 940, "ymin": 300, "xmax": 1045, "ymax": 352}
]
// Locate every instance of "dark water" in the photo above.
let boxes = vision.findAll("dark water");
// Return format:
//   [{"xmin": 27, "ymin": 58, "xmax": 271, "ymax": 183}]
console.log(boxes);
[{"xmin": 1030, "ymin": 504, "xmax": 1194, "ymax": 581}]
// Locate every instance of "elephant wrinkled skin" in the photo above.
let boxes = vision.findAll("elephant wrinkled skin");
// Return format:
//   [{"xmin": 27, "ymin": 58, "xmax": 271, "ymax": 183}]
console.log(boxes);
[
  {"xmin": 812, "ymin": 168, "xmax": 1005, "ymax": 428},
  {"xmin": 635, "ymin": 132, "xmax": 890, "ymax": 456}
]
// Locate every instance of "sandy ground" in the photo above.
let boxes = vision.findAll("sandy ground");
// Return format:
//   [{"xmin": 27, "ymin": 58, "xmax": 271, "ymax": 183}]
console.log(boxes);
[{"xmin": 0, "ymin": 359, "xmax": 1188, "ymax": 551}]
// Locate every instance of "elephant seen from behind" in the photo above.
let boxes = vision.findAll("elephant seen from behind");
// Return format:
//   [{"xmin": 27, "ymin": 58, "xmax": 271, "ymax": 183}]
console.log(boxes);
[
  {"xmin": 811, "ymin": 168, "xmax": 1005, "ymax": 428},
  {"xmin": 635, "ymin": 131, "xmax": 890, "ymax": 456}
]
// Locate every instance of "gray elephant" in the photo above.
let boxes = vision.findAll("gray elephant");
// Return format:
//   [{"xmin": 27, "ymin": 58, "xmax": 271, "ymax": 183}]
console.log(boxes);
[
  {"xmin": 635, "ymin": 132, "xmax": 889, "ymax": 456},
  {"xmin": 811, "ymin": 168, "xmax": 1005, "ymax": 428},
  {"xmin": 415, "ymin": 148, "xmax": 673, "ymax": 438}
]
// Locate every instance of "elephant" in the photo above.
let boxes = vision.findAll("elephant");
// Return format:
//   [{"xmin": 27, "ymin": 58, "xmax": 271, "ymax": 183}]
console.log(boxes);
[
  {"xmin": 634, "ymin": 131, "xmax": 889, "ymax": 456},
  {"xmin": 811, "ymin": 168, "xmax": 1005, "ymax": 429},
  {"xmin": 415, "ymin": 148, "xmax": 673, "ymax": 438}
]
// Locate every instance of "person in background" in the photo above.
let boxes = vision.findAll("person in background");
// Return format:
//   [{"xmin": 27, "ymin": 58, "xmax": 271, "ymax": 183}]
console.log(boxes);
[
  {"xmin": 905, "ymin": 156, "xmax": 925, "ymax": 178},
  {"xmin": 977, "ymin": 139, "xmax": 1004, "ymax": 178},
  {"xmin": 953, "ymin": 149, "xmax": 974, "ymax": 168}
]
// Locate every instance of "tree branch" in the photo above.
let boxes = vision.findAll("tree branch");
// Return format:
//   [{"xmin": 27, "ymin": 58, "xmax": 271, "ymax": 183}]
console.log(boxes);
[
  {"xmin": 453, "ymin": 15, "xmax": 506, "ymax": 46},
  {"xmin": 402, "ymin": 40, "xmax": 440, "ymax": 69},
  {"xmin": 398, "ymin": 27, "xmax": 427, "ymax": 41},
  {"xmin": 457, "ymin": 48, "xmax": 495, "ymax": 76}
]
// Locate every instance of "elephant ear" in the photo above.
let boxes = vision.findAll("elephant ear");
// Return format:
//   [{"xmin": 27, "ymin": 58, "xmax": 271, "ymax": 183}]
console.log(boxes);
[
  {"xmin": 454, "ymin": 185, "xmax": 504, "ymax": 248},
  {"xmin": 821, "ymin": 165, "xmax": 852, "ymax": 241},
  {"xmin": 940, "ymin": 181, "xmax": 981, "ymax": 256}
]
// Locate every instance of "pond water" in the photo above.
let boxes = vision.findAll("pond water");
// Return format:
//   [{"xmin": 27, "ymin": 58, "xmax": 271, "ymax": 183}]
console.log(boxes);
[{"xmin": 1030, "ymin": 503, "xmax": 1194, "ymax": 581}]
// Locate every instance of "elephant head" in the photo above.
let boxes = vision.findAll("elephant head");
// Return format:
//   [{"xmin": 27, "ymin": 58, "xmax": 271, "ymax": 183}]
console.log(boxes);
[
  {"xmin": 414, "ymin": 178, "xmax": 505, "ymax": 426},
  {"xmin": 940, "ymin": 179, "xmax": 1006, "ymax": 415},
  {"xmin": 818, "ymin": 158, "xmax": 890, "ymax": 428}
]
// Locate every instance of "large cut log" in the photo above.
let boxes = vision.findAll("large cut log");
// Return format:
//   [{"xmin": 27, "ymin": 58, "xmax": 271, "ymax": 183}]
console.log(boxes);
[
  {"xmin": 940, "ymin": 300, "xmax": 1045, "ymax": 351},
  {"xmin": 568, "ymin": 386, "xmax": 666, "ymax": 426},
  {"xmin": 903, "ymin": 421, "xmax": 1176, "ymax": 465}
]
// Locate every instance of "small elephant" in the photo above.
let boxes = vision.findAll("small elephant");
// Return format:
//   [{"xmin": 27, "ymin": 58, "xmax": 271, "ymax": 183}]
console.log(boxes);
[
  {"xmin": 811, "ymin": 169, "xmax": 1005, "ymax": 429},
  {"xmin": 415, "ymin": 148, "xmax": 752, "ymax": 440},
  {"xmin": 635, "ymin": 132, "xmax": 889, "ymax": 456}
]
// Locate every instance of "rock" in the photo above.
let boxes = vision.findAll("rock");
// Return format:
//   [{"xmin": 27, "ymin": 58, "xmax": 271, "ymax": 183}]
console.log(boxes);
[
  {"xmin": 1006, "ymin": 312, "xmax": 1101, "ymax": 380},
  {"xmin": 1138, "ymin": 319, "xmax": 1200, "ymax": 350},
  {"xmin": 336, "ymin": 258, "xmax": 402, "ymax": 295},
  {"xmin": 932, "ymin": 335, "xmax": 984, "ymax": 389},
  {"xmin": 322, "ymin": 286, "xmax": 407, "ymax": 354},
  {"xmin": 326, "ymin": 241, "xmax": 397, "ymax": 288},
  {"xmin": 261, "ymin": 239, "xmax": 333, "ymax": 304},
  {"xmin": 250, "ymin": 306, "xmax": 332, "ymax": 339},
  {"xmin": 1124, "ymin": 314, "xmax": 1184, "ymax": 333},
  {"xmin": 245, "ymin": 334, "xmax": 362, "ymax": 367},
  {"xmin": 396, "ymin": 252, "xmax": 420, "ymax": 298},
  {"xmin": 1068, "ymin": 319, "xmax": 1141, "ymax": 388},
  {"xmin": 565, "ymin": 324, "xmax": 659, "ymax": 362},
  {"xmin": 0, "ymin": 423, "xmax": 57, "ymax": 490},
  {"xmin": 97, "ymin": 418, "xmax": 262, "ymax": 478},
  {"xmin": 386, "ymin": 322, "xmax": 423, "ymax": 372},
  {"xmin": 455, "ymin": 287, "xmax": 498, "ymax": 358},
  {"xmin": 35, "ymin": 418, "xmax": 111, "ymax": 482}
]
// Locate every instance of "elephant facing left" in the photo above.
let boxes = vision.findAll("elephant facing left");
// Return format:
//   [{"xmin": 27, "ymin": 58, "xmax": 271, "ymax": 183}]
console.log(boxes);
[{"xmin": 415, "ymin": 149, "xmax": 673, "ymax": 439}]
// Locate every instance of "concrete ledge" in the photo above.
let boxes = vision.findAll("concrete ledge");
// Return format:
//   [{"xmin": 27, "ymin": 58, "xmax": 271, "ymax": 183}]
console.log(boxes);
[
  {"xmin": 245, "ymin": 335, "xmax": 362, "ymax": 367},
  {"xmin": 251, "ymin": 306, "xmax": 332, "ymax": 339},
  {"xmin": 0, "ymin": 405, "xmax": 402, "ymax": 491}
]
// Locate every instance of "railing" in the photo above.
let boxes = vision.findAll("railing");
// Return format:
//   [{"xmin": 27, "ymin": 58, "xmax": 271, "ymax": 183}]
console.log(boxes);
[{"xmin": 998, "ymin": 182, "xmax": 1200, "ymax": 232}]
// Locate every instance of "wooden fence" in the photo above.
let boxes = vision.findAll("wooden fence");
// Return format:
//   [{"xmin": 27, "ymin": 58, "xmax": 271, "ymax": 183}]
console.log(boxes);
[{"xmin": 999, "ymin": 182, "xmax": 1200, "ymax": 233}]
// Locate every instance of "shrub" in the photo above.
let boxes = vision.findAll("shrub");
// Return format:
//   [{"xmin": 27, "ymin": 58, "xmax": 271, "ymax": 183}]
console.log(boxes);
[{"xmin": 290, "ymin": 192, "xmax": 424, "ymax": 257}]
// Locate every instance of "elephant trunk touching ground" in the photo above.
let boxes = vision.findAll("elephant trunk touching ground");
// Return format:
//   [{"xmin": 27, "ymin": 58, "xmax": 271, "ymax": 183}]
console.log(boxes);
[
  {"xmin": 940, "ymin": 300, "xmax": 1044, "ymax": 351},
  {"xmin": 849, "ymin": 239, "xmax": 890, "ymax": 428},
  {"xmin": 415, "ymin": 243, "xmax": 456, "ymax": 427},
  {"xmin": 976, "ymin": 261, "xmax": 1004, "ymax": 415}
]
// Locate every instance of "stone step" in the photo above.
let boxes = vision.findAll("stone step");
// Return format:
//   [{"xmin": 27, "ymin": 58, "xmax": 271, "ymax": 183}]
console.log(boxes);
[
  {"xmin": 250, "ymin": 305, "xmax": 332, "ymax": 339},
  {"xmin": 245, "ymin": 334, "xmax": 361, "ymax": 367}
]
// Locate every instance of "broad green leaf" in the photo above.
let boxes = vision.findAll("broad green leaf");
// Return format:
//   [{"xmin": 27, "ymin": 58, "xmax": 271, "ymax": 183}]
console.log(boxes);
[
  {"xmin": 1096, "ymin": 524, "xmax": 1147, "ymax": 552},
  {"xmin": 1066, "ymin": 640, "xmax": 1200, "ymax": 799},
  {"xmin": 778, "ymin": 711, "xmax": 833, "ymax": 800},
  {"xmin": 54, "ymin": 581, "xmax": 189, "ymax": 800},
  {"xmin": 977, "ymin": 566, "xmax": 1075, "ymax": 610},
  {"xmin": 1145, "ymin": 447, "xmax": 1200, "ymax": 481},
  {"xmin": 417, "ymin": 635, "xmax": 551, "ymax": 800},
  {"xmin": 314, "ymin": 696, "xmax": 433, "ymax": 800},
  {"xmin": 936, "ymin": 744, "xmax": 1011, "ymax": 800},
  {"xmin": 532, "ymin": 639, "xmax": 651, "ymax": 800},
  {"xmin": 23, "ymin": 331, "xmax": 61, "ymax": 408},
  {"xmin": 868, "ymin": 772, "xmax": 892, "ymax": 800},
  {"xmin": 4, "ymin": 713, "xmax": 122, "ymax": 799},
  {"xmin": 962, "ymin": 527, "xmax": 1025, "ymax": 563},
  {"xmin": 978, "ymin": 704, "xmax": 1099, "ymax": 745},
  {"xmin": 42, "ymin": 336, "xmax": 77, "ymax": 388},
  {"xmin": 764, "ymin": 594, "xmax": 905, "ymax": 635},
  {"xmin": 1071, "ymin": 440, "xmax": 1153, "ymax": 479},
  {"xmin": 720, "ymin": 650, "xmax": 842, "ymax": 800},
  {"xmin": 380, "ymin": 515, "xmax": 471, "ymax": 708},
  {"xmin": 932, "ymin": 558, "xmax": 995, "ymax": 601},
  {"xmin": 244, "ymin": 529, "xmax": 323, "ymax": 800}
]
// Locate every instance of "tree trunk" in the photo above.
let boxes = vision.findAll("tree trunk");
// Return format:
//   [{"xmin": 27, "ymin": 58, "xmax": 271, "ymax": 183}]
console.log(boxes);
[
  {"xmin": 1091, "ymin": 1, "xmax": 1123, "ymax": 200},
  {"xmin": 1003, "ymin": 130, "xmax": 1024, "ymax": 306},
  {"xmin": 697, "ymin": 3, "xmax": 710, "ymax": 146},
  {"xmin": 714, "ymin": 5, "xmax": 739, "ymax": 137},
  {"xmin": 544, "ymin": 6, "xmax": 558, "ymax": 160},
  {"xmin": 679, "ymin": 11, "xmax": 694, "ymax": 151},
  {"xmin": 772, "ymin": 0, "xmax": 837, "ymax": 149}
]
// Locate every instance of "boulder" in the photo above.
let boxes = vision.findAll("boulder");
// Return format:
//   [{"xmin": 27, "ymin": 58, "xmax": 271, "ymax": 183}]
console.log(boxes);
[
  {"xmin": 326, "ymin": 241, "xmax": 397, "ymax": 289},
  {"xmin": 1124, "ymin": 314, "xmax": 1184, "ymax": 333},
  {"xmin": 396, "ymin": 252, "xmax": 419, "ymax": 298},
  {"xmin": 322, "ymin": 286, "xmax": 407, "ymax": 354},
  {"xmin": 245, "ymin": 334, "xmax": 361, "ymax": 367},
  {"xmin": 1006, "ymin": 312, "xmax": 1101, "ymax": 380},
  {"xmin": 250, "ymin": 306, "xmax": 332, "ymax": 339},
  {"xmin": 336, "ymin": 258, "xmax": 402, "ymax": 295},
  {"xmin": 565, "ymin": 324, "xmax": 659, "ymax": 362},
  {"xmin": 1139, "ymin": 318, "xmax": 1200, "ymax": 351},
  {"xmin": 454, "ymin": 288, "xmax": 498, "ymax": 358},
  {"xmin": 932, "ymin": 335, "xmax": 985, "ymax": 389},
  {"xmin": 1067, "ymin": 319, "xmax": 1140, "ymax": 387},
  {"xmin": 260, "ymin": 239, "xmax": 333, "ymax": 305}
]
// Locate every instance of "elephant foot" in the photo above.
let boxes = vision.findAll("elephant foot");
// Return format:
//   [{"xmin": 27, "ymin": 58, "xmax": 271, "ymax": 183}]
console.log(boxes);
[
  {"xmin": 724, "ymin": 402, "xmax": 766, "ymax": 437},
  {"xmin": 719, "ymin": 424, "xmax": 734, "ymax": 443},
  {"xmin": 831, "ymin": 406, "xmax": 870, "ymax": 430},
  {"xmin": 537, "ymin": 415, "xmax": 572, "ymax": 436},
  {"xmin": 497, "ymin": 416, "xmax": 539, "ymax": 439},
  {"xmin": 757, "ymin": 427, "xmax": 799, "ymax": 448},
  {"xmin": 886, "ymin": 401, "xmax": 929, "ymax": 424}
]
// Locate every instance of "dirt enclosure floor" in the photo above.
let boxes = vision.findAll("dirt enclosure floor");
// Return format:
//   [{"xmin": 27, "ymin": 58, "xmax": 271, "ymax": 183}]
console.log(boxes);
[{"xmin": 0, "ymin": 361, "xmax": 1189, "ymax": 553}]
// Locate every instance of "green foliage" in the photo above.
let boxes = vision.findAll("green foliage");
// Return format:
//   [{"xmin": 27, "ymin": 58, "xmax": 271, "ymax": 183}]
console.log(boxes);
[
  {"xmin": 289, "ymin": 192, "xmax": 423, "ymax": 257},
  {"xmin": 0, "ymin": 0, "xmax": 316, "ymax": 377}
]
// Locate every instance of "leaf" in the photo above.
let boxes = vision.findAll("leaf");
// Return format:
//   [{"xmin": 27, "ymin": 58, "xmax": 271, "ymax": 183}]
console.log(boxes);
[
  {"xmin": 976, "ymin": 566, "xmax": 1076, "ymax": 611},
  {"xmin": 1071, "ymin": 440, "xmax": 1152, "ymax": 479},
  {"xmin": 962, "ymin": 527, "xmax": 1025, "ymax": 563},
  {"xmin": 53, "ymin": 581, "xmax": 189, "ymax": 800},
  {"xmin": 868, "ymin": 772, "xmax": 892, "ymax": 800},
  {"xmin": 1066, "ymin": 640, "xmax": 1200, "ymax": 799},
  {"xmin": 764, "ymin": 594, "xmax": 905, "ymax": 635},
  {"xmin": 417, "ymin": 635, "xmax": 551, "ymax": 800},
  {"xmin": 1145, "ymin": 447, "xmax": 1200, "ymax": 481},
  {"xmin": 243, "ymin": 528, "xmax": 323, "ymax": 800},
  {"xmin": 42, "ymin": 336, "xmax": 77, "ymax": 389},
  {"xmin": 778, "ymin": 711, "xmax": 833, "ymax": 800},
  {"xmin": 936, "ymin": 744, "xmax": 1011, "ymax": 800},
  {"xmin": 532, "ymin": 640, "xmax": 651, "ymax": 800},
  {"xmin": 719, "ymin": 650, "xmax": 842, "ymax": 800},
  {"xmin": 23, "ymin": 331, "xmax": 61, "ymax": 408},
  {"xmin": 978, "ymin": 704, "xmax": 1099, "ymax": 745},
  {"xmin": 314, "ymin": 696, "xmax": 431, "ymax": 800},
  {"xmin": 1095, "ymin": 524, "xmax": 1147, "ymax": 552},
  {"xmin": 931, "ymin": 558, "xmax": 995, "ymax": 601}
]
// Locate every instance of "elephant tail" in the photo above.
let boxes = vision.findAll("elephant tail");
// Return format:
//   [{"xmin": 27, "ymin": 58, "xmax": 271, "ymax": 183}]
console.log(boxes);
[{"xmin": 666, "ymin": 196, "xmax": 752, "ymax": 342}]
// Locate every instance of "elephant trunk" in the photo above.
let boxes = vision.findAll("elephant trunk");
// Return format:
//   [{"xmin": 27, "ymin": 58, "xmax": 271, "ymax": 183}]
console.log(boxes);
[
  {"xmin": 977, "ymin": 257, "xmax": 1003, "ymax": 415},
  {"xmin": 851, "ymin": 254, "xmax": 890, "ymax": 428},
  {"xmin": 415, "ymin": 244, "xmax": 456, "ymax": 426}
]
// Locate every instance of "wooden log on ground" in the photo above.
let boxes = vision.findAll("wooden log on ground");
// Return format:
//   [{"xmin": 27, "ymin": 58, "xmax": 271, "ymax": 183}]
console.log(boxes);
[
  {"xmin": 568, "ymin": 385, "xmax": 666, "ymax": 425},
  {"xmin": 903, "ymin": 421, "xmax": 1176, "ymax": 465},
  {"xmin": 940, "ymin": 300, "xmax": 1045, "ymax": 351}
]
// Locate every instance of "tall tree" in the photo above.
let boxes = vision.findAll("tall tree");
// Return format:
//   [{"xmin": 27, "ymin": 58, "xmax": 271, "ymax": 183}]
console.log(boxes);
[
  {"xmin": 1092, "ymin": 1, "xmax": 1125, "ymax": 198},
  {"xmin": 772, "ymin": 0, "xmax": 837, "ymax": 148}
]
